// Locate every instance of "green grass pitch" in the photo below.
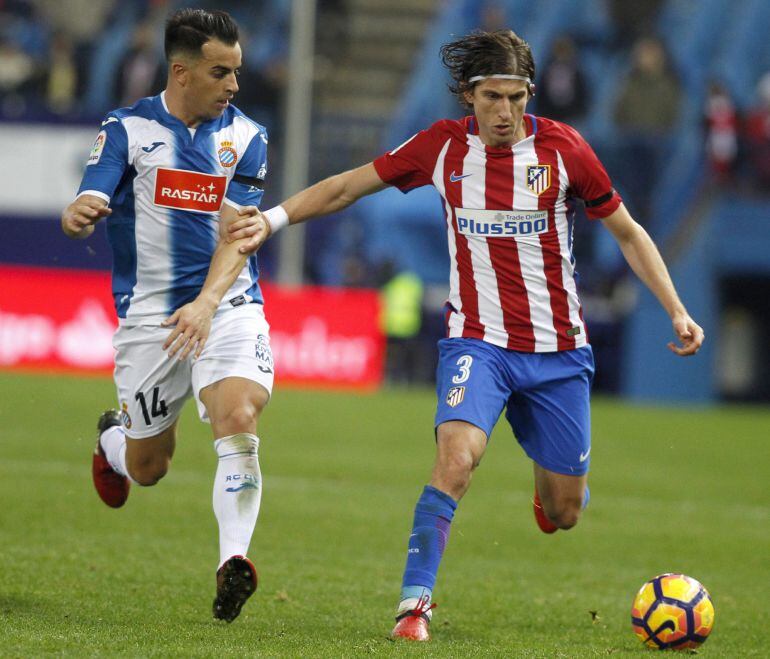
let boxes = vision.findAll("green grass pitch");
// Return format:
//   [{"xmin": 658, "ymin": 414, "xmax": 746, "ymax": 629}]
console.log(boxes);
[{"xmin": 0, "ymin": 371, "xmax": 768, "ymax": 657}]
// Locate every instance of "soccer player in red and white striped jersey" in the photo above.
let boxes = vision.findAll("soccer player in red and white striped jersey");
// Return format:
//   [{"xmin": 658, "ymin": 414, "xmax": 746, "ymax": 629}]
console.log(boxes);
[{"xmin": 230, "ymin": 29, "xmax": 704, "ymax": 641}]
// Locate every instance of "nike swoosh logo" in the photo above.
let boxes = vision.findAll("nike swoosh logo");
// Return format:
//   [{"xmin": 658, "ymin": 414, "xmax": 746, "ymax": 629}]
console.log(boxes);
[
  {"xmin": 141, "ymin": 141, "xmax": 165, "ymax": 153},
  {"xmin": 101, "ymin": 117, "xmax": 119, "ymax": 126},
  {"xmin": 449, "ymin": 171, "xmax": 473, "ymax": 182},
  {"xmin": 579, "ymin": 448, "xmax": 591, "ymax": 462},
  {"xmin": 225, "ymin": 482, "xmax": 259, "ymax": 493}
]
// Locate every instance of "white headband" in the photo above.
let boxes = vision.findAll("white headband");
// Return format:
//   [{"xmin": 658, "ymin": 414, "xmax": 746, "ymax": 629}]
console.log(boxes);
[{"xmin": 468, "ymin": 74, "xmax": 532, "ymax": 84}]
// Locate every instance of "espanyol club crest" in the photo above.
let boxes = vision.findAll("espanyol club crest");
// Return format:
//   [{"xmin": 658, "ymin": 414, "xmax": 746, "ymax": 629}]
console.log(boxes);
[
  {"xmin": 526, "ymin": 164, "xmax": 551, "ymax": 195},
  {"xmin": 218, "ymin": 141, "xmax": 238, "ymax": 168},
  {"xmin": 446, "ymin": 386, "xmax": 465, "ymax": 408},
  {"xmin": 120, "ymin": 401, "xmax": 132, "ymax": 429}
]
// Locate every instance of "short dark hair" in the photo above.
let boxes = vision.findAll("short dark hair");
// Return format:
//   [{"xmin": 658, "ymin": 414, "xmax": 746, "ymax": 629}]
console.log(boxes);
[
  {"xmin": 164, "ymin": 8, "xmax": 239, "ymax": 60},
  {"xmin": 440, "ymin": 30, "xmax": 536, "ymax": 106}
]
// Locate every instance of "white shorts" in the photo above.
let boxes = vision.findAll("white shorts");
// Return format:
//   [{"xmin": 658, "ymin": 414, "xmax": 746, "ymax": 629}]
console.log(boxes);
[{"xmin": 113, "ymin": 304, "xmax": 274, "ymax": 439}]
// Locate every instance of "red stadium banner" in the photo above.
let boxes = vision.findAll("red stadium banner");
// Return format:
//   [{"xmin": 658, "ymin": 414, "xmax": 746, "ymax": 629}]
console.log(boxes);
[{"xmin": 0, "ymin": 265, "xmax": 384, "ymax": 389}]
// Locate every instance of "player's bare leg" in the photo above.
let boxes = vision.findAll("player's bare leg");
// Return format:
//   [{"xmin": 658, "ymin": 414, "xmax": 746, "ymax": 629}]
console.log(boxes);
[
  {"xmin": 93, "ymin": 413, "xmax": 178, "ymax": 507},
  {"xmin": 125, "ymin": 423, "xmax": 178, "ymax": 485},
  {"xmin": 392, "ymin": 421, "xmax": 487, "ymax": 641},
  {"xmin": 200, "ymin": 376, "xmax": 269, "ymax": 623},
  {"xmin": 533, "ymin": 463, "xmax": 588, "ymax": 532},
  {"xmin": 430, "ymin": 421, "xmax": 487, "ymax": 500}
]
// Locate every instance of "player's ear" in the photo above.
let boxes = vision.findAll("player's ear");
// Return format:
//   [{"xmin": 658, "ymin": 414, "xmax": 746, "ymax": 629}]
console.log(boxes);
[
  {"xmin": 463, "ymin": 89, "xmax": 474, "ymax": 107},
  {"xmin": 170, "ymin": 60, "xmax": 189, "ymax": 87}
]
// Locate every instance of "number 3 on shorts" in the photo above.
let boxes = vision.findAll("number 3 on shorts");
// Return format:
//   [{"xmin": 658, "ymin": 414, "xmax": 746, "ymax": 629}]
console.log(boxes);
[{"xmin": 452, "ymin": 355, "xmax": 473, "ymax": 384}]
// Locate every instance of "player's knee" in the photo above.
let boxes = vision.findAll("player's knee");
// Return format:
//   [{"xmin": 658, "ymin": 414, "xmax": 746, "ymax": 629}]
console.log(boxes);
[
  {"xmin": 435, "ymin": 450, "xmax": 475, "ymax": 495},
  {"xmin": 128, "ymin": 455, "xmax": 170, "ymax": 486},
  {"xmin": 220, "ymin": 403, "xmax": 260, "ymax": 434}
]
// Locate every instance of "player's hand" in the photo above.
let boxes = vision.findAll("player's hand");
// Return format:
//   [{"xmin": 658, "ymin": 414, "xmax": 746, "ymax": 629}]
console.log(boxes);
[
  {"xmin": 161, "ymin": 297, "xmax": 217, "ymax": 361},
  {"xmin": 667, "ymin": 313, "xmax": 704, "ymax": 356},
  {"xmin": 226, "ymin": 206, "xmax": 272, "ymax": 254},
  {"xmin": 61, "ymin": 197, "xmax": 111, "ymax": 239}
]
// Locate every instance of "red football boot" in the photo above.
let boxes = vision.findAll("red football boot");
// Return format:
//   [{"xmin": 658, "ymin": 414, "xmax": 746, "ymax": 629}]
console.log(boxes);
[
  {"xmin": 533, "ymin": 489, "xmax": 558, "ymax": 534},
  {"xmin": 92, "ymin": 410, "xmax": 130, "ymax": 508},
  {"xmin": 391, "ymin": 595, "xmax": 435, "ymax": 641},
  {"xmin": 213, "ymin": 555, "xmax": 258, "ymax": 622}
]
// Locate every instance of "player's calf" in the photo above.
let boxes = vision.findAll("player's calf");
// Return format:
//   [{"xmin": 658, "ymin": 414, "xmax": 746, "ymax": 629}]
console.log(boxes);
[
  {"xmin": 534, "ymin": 486, "xmax": 588, "ymax": 532},
  {"xmin": 125, "ymin": 452, "xmax": 171, "ymax": 486}
]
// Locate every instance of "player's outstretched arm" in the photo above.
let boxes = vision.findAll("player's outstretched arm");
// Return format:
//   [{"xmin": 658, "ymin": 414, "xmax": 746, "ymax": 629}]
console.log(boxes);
[
  {"xmin": 61, "ymin": 194, "xmax": 112, "ymax": 239},
  {"xmin": 228, "ymin": 162, "xmax": 388, "ymax": 253},
  {"xmin": 162, "ymin": 203, "xmax": 263, "ymax": 360},
  {"xmin": 601, "ymin": 203, "xmax": 704, "ymax": 356}
]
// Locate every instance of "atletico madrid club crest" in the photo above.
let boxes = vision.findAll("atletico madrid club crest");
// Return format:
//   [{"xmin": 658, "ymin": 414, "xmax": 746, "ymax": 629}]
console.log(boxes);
[
  {"xmin": 446, "ymin": 386, "xmax": 465, "ymax": 408},
  {"xmin": 526, "ymin": 164, "xmax": 551, "ymax": 195}
]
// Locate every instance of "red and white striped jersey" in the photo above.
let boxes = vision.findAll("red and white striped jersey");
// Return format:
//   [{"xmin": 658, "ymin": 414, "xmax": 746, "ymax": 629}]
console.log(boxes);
[{"xmin": 373, "ymin": 114, "xmax": 622, "ymax": 353}]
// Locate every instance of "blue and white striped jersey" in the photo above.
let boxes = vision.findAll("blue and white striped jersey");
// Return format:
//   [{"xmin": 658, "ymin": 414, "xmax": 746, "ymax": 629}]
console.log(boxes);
[{"xmin": 77, "ymin": 92, "xmax": 268, "ymax": 325}]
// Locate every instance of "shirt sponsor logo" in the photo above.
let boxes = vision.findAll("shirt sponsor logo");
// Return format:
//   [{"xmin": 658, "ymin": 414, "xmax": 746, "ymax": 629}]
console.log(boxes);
[
  {"xmin": 456, "ymin": 208, "xmax": 548, "ymax": 237},
  {"xmin": 141, "ymin": 141, "xmax": 165, "ymax": 153},
  {"xmin": 218, "ymin": 140, "xmax": 238, "ymax": 168},
  {"xmin": 87, "ymin": 131, "xmax": 106, "ymax": 165},
  {"xmin": 255, "ymin": 333, "xmax": 274, "ymax": 374},
  {"xmin": 449, "ymin": 170, "xmax": 473, "ymax": 182},
  {"xmin": 527, "ymin": 164, "xmax": 551, "ymax": 195},
  {"xmin": 153, "ymin": 168, "xmax": 226, "ymax": 212}
]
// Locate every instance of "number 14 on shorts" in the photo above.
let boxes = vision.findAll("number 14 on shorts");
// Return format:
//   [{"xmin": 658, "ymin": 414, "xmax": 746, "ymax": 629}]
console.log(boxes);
[{"xmin": 135, "ymin": 387, "xmax": 168, "ymax": 426}]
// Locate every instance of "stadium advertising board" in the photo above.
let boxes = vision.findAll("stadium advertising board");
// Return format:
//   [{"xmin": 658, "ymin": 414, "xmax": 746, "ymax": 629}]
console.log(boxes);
[{"xmin": 0, "ymin": 265, "xmax": 384, "ymax": 389}]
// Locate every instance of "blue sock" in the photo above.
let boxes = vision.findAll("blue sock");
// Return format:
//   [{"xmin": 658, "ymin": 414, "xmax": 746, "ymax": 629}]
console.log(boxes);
[
  {"xmin": 582, "ymin": 485, "xmax": 591, "ymax": 509},
  {"xmin": 400, "ymin": 485, "xmax": 457, "ymax": 602}
]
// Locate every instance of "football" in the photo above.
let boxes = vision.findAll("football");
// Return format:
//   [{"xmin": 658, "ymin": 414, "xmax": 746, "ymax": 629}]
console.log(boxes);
[{"xmin": 631, "ymin": 573, "xmax": 715, "ymax": 650}]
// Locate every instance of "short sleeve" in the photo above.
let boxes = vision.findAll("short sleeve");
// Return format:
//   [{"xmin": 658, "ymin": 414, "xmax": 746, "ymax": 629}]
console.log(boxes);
[
  {"xmin": 77, "ymin": 115, "xmax": 129, "ymax": 203},
  {"xmin": 562, "ymin": 128, "xmax": 622, "ymax": 220},
  {"xmin": 224, "ymin": 127, "xmax": 267, "ymax": 209},
  {"xmin": 373, "ymin": 126, "xmax": 441, "ymax": 193}
]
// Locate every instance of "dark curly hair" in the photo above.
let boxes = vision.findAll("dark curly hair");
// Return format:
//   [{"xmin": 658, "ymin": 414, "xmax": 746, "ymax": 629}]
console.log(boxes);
[
  {"xmin": 440, "ymin": 30, "xmax": 535, "ymax": 107},
  {"xmin": 165, "ymin": 8, "xmax": 239, "ymax": 60}
]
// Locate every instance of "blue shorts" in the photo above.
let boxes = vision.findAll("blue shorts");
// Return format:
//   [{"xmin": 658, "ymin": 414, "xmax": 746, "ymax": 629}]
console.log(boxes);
[{"xmin": 435, "ymin": 338, "xmax": 595, "ymax": 476}]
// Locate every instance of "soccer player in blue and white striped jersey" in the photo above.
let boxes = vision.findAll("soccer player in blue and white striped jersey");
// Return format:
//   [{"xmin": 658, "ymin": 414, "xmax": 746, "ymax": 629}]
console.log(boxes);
[{"xmin": 61, "ymin": 8, "xmax": 273, "ymax": 623}]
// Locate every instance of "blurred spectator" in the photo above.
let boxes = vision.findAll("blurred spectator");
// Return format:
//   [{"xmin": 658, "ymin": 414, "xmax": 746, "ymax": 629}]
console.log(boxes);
[
  {"xmin": 379, "ymin": 265, "xmax": 425, "ymax": 385},
  {"xmin": 703, "ymin": 81, "xmax": 738, "ymax": 183},
  {"xmin": 0, "ymin": 37, "xmax": 37, "ymax": 117},
  {"xmin": 316, "ymin": 0, "xmax": 350, "ymax": 60},
  {"xmin": 44, "ymin": 32, "xmax": 78, "ymax": 115},
  {"xmin": 478, "ymin": 1, "xmax": 506, "ymax": 31},
  {"xmin": 614, "ymin": 37, "xmax": 680, "ymax": 132},
  {"xmin": 607, "ymin": 0, "xmax": 664, "ymax": 51},
  {"xmin": 536, "ymin": 35, "xmax": 588, "ymax": 124},
  {"xmin": 114, "ymin": 21, "xmax": 165, "ymax": 107},
  {"xmin": 31, "ymin": 0, "xmax": 116, "ymax": 47},
  {"xmin": 0, "ymin": 38, "xmax": 36, "ymax": 94},
  {"xmin": 743, "ymin": 73, "xmax": 770, "ymax": 192},
  {"xmin": 612, "ymin": 37, "xmax": 681, "ymax": 221}
]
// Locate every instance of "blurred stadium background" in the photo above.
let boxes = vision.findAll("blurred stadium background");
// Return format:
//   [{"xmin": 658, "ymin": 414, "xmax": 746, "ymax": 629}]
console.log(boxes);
[{"xmin": 1, "ymin": 0, "xmax": 770, "ymax": 402}]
